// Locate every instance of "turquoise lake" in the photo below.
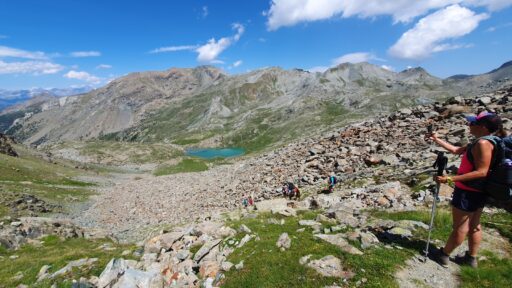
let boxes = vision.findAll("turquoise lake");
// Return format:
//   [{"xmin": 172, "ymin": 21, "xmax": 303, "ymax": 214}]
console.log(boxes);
[{"xmin": 185, "ymin": 148, "xmax": 245, "ymax": 159}]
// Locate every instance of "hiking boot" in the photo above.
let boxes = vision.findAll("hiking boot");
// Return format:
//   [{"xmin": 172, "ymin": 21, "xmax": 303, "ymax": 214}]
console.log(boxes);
[
  {"xmin": 454, "ymin": 251, "xmax": 478, "ymax": 268},
  {"xmin": 430, "ymin": 247, "xmax": 450, "ymax": 268}
]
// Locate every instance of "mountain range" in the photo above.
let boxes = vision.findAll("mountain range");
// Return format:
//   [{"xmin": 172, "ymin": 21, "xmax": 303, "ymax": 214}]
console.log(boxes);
[
  {"xmin": 1, "ymin": 61, "xmax": 511, "ymax": 151},
  {"xmin": 0, "ymin": 86, "xmax": 94, "ymax": 111}
]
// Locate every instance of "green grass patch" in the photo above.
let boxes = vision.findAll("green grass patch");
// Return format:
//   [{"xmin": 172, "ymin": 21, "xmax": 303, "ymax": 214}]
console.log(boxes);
[
  {"xmin": 221, "ymin": 212, "xmax": 413, "ymax": 288},
  {"xmin": 154, "ymin": 158, "xmax": 209, "ymax": 176},
  {"xmin": 0, "ymin": 235, "xmax": 137, "ymax": 288},
  {"xmin": 77, "ymin": 140, "xmax": 183, "ymax": 164},
  {"xmin": 0, "ymin": 151, "xmax": 95, "ymax": 217},
  {"xmin": 459, "ymin": 251, "xmax": 512, "ymax": 288},
  {"xmin": 481, "ymin": 211, "xmax": 512, "ymax": 242},
  {"xmin": 0, "ymin": 205, "xmax": 8, "ymax": 218},
  {"xmin": 0, "ymin": 153, "xmax": 84, "ymax": 185},
  {"xmin": 173, "ymin": 138, "xmax": 202, "ymax": 145},
  {"xmin": 320, "ymin": 101, "xmax": 351, "ymax": 125}
]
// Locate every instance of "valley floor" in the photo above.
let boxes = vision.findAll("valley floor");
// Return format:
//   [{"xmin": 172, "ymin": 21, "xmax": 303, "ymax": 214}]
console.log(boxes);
[{"xmin": 71, "ymin": 164, "xmax": 245, "ymax": 242}]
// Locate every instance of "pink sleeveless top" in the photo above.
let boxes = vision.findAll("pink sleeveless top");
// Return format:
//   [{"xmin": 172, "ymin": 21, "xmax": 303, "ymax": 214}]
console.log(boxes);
[{"xmin": 455, "ymin": 151, "xmax": 482, "ymax": 192}]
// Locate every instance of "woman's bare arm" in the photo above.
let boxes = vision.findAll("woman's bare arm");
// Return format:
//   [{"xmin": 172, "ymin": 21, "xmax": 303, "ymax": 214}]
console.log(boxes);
[{"xmin": 428, "ymin": 132, "xmax": 466, "ymax": 155}]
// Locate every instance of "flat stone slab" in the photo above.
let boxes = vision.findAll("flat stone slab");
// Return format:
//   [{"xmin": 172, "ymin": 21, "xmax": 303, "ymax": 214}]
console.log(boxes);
[
  {"xmin": 306, "ymin": 255, "xmax": 354, "ymax": 279},
  {"xmin": 255, "ymin": 199, "xmax": 289, "ymax": 212},
  {"xmin": 314, "ymin": 234, "xmax": 363, "ymax": 255}
]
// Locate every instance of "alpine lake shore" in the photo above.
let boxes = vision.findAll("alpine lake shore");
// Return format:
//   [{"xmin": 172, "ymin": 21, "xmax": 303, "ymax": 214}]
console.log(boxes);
[{"xmin": 1, "ymin": 88, "xmax": 512, "ymax": 287}]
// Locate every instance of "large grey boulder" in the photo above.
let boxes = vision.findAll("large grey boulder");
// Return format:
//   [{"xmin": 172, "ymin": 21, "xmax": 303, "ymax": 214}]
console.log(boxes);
[
  {"xmin": 50, "ymin": 258, "xmax": 98, "ymax": 278},
  {"xmin": 387, "ymin": 227, "xmax": 413, "ymax": 238},
  {"xmin": 144, "ymin": 231, "xmax": 184, "ymax": 253},
  {"xmin": 306, "ymin": 255, "xmax": 354, "ymax": 279},
  {"xmin": 193, "ymin": 239, "xmax": 222, "ymax": 262},
  {"xmin": 112, "ymin": 268, "xmax": 163, "ymax": 288},
  {"xmin": 98, "ymin": 258, "xmax": 128, "ymax": 288},
  {"xmin": 314, "ymin": 234, "xmax": 363, "ymax": 255}
]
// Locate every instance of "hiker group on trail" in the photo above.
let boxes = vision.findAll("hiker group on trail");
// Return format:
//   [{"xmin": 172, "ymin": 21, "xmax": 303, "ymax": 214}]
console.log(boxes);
[
  {"xmin": 282, "ymin": 182, "xmax": 300, "ymax": 200},
  {"xmin": 428, "ymin": 111, "xmax": 511, "ymax": 268}
]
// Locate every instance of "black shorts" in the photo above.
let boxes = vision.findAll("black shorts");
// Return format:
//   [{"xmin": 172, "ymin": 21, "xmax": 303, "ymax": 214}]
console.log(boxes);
[{"xmin": 451, "ymin": 186, "xmax": 487, "ymax": 212}]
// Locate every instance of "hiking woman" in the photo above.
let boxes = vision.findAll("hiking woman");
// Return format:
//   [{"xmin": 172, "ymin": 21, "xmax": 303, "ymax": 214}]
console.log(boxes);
[{"xmin": 428, "ymin": 111, "xmax": 506, "ymax": 268}]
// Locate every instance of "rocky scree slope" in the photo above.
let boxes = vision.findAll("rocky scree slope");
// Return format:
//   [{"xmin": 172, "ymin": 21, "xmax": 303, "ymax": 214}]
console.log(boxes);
[
  {"xmin": 74, "ymin": 87, "xmax": 512, "ymax": 243},
  {"xmin": 230, "ymin": 86, "xmax": 512, "ymax": 203},
  {"xmin": 2, "ymin": 62, "xmax": 511, "ymax": 150}
]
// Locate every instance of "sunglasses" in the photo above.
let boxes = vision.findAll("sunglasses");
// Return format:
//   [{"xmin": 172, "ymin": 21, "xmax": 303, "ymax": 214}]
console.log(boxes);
[{"xmin": 468, "ymin": 121, "xmax": 479, "ymax": 126}]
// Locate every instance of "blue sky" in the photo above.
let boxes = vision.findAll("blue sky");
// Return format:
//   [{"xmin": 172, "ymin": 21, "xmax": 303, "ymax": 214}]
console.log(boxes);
[{"xmin": 0, "ymin": 0, "xmax": 511, "ymax": 90}]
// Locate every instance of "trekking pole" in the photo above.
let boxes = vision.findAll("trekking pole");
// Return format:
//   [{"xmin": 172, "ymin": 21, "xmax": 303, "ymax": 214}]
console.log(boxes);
[{"xmin": 423, "ymin": 151, "xmax": 448, "ymax": 260}]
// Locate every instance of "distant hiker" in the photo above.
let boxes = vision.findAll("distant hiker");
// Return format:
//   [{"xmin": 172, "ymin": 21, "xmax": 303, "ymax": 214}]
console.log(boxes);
[
  {"xmin": 248, "ymin": 195, "xmax": 254, "ymax": 206},
  {"xmin": 328, "ymin": 175, "xmax": 337, "ymax": 193},
  {"xmin": 427, "ymin": 111, "xmax": 507, "ymax": 268},
  {"xmin": 242, "ymin": 197, "xmax": 249, "ymax": 208},
  {"xmin": 282, "ymin": 182, "xmax": 300, "ymax": 200}
]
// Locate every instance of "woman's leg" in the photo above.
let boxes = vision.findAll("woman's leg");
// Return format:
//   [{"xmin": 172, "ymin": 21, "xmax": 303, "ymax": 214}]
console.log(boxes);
[
  {"xmin": 467, "ymin": 208, "xmax": 483, "ymax": 257},
  {"xmin": 443, "ymin": 206, "xmax": 471, "ymax": 255}
]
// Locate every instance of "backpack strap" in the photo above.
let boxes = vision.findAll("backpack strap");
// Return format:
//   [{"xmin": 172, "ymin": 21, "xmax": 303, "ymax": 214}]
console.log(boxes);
[{"xmin": 466, "ymin": 135, "xmax": 501, "ymax": 168}]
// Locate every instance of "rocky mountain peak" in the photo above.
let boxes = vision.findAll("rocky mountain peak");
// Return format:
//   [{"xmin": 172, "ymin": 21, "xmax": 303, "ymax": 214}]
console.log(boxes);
[
  {"xmin": 397, "ymin": 67, "xmax": 440, "ymax": 84},
  {"xmin": 497, "ymin": 60, "xmax": 512, "ymax": 70},
  {"xmin": 398, "ymin": 67, "xmax": 429, "ymax": 76},
  {"xmin": 488, "ymin": 60, "xmax": 512, "ymax": 75}
]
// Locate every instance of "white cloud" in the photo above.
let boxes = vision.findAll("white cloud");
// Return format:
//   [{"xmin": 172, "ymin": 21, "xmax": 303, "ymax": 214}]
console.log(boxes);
[
  {"xmin": 232, "ymin": 60, "xmax": 243, "ymax": 68},
  {"xmin": 202, "ymin": 6, "xmax": 209, "ymax": 17},
  {"xmin": 196, "ymin": 23, "xmax": 244, "ymax": 63},
  {"xmin": 0, "ymin": 35, "xmax": 7, "ymax": 39},
  {"xmin": 267, "ymin": 0, "xmax": 344, "ymax": 30},
  {"xmin": 388, "ymin": 5, "xmax": 488, "ymax": 59},
  {"xmin": 196, "ymin": 39, "xmax": 231, "ymax": 63},
  {"xmin": 0, "ymin": 45, "xmax": 47, "ymax": 59},
  {"xmin": 307, "ymin": 52, "xmax": 383, "ymax": 72},
  {"xmin": 232, "ymin": 23, "xmax": 245, "ymax": 41},
  {"xmin": 381, "ymin": 65, "xmax": 395, "ymax": 71},
  {"xmin": 149, "ymin": 45, "xmax": 198, "ymax": 53},
  {"xmin": 96, "ymin": 64, "xmax": 112, "ymax": 69},
  {"xmin": 151, "ymin": 24, "xmax": 245, "ymax": 63},
  {"xmin": 265, "ymin": 0, "xmax": 512, "ymax": 30},
  {"xmin": 70, "ymin": 51, "xmax": 101, "ymax": 57},
  {"xmin": 0, "ymin": 60, "xmax": 63, "ymax": 75},
  {"xmin": 332, "ymin": 52, "xmax": 377, "ymax": 65},
  {"xmin": 64, "ymin": 70, "xmax": 100, "ymax": 84}
]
